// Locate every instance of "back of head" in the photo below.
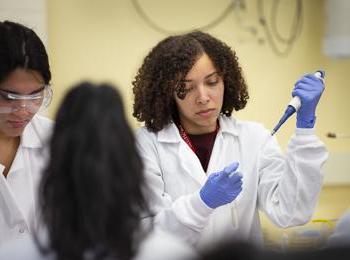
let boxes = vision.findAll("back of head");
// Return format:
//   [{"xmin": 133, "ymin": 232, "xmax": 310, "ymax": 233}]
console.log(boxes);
[
  {"xmin": 39, "ymin": 82, "xmax": 148, "ymax": 260},
  {"xmin": 0, "ymin": 20, "xmax": 51, "ymax": 84}
]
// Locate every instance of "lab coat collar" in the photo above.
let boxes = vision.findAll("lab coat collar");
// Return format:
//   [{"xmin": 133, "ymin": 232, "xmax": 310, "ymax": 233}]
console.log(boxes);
[
  {"xmin": 218, "ymin": 115, "xmax": 239, "ymax": 136},
  {"xmin": 156, "ymin": 115, "xmax": 239, "ymax": 143},
  {"xmin": 157, "ymin": 123, "xmax": 181, "ymax": 143},
  {"xmin": 20, "ymin": 116, "xmax": 43, "ymax": 149}
]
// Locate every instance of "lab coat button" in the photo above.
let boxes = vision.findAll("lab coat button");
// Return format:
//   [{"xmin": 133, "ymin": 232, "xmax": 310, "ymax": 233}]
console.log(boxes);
[{"xmin": 272, "ymin": 198, "xmax": 279, "ymax": 204}]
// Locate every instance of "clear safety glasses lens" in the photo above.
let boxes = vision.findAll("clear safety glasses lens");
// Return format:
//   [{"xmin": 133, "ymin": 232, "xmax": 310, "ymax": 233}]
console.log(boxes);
[{"xmin": 0, "ymin": 85, "xmax": 53, "ymax": 114}]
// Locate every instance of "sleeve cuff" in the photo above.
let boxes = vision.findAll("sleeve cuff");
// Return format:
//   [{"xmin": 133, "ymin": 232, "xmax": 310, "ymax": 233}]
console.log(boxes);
[
  {"xmin": 291, "ymin": 127, "xmax": 323, "ymax": 146},
  {"xmin": 295, "ymin": 127, "xmax": 316, "ymax": 135},
  {"xmin": 171, "ymin": 191, "xmax": 214, "ymax": 232},
  {"xmin": 190, "ymin": 192, "xmax": 214, "ymax": 217}
]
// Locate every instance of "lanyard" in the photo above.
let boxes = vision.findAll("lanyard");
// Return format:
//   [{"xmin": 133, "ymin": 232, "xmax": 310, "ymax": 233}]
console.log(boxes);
[{"xmin": 177, "ymin": 121, "xmax": 219, "ymax": 153}]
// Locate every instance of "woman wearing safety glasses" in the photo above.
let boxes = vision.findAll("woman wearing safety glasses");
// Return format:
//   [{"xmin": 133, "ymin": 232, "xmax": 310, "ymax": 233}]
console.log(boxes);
[{"xmin": 0, "ymin": 21, "xmax": 53, "ymax": 245}]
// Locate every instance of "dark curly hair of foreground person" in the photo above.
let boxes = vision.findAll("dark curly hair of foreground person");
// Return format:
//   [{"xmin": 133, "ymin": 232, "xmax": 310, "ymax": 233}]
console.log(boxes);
[{"xmin": 133, "ymin": 30, "xmax": 249, "ymax": 132}]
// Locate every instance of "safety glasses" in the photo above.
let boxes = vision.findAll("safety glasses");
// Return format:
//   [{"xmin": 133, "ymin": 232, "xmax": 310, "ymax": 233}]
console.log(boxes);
[{"xmin": 0, "ymin": 85, "xmax": 53, "ymax": 114}]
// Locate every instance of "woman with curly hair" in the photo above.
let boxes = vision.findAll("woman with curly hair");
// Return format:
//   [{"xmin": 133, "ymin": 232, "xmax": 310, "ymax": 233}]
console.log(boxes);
[
  {"xmin": 133, "ymin": 31, "xmax": 327, "ymax": 248},
  {"xmin": 0, "ymin": 82, "xmax": 195, "ymax": 260}
]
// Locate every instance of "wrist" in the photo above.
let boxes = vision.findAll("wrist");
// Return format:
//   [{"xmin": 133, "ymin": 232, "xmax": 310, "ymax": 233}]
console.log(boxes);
[
  {"xmin": 199, "ymin": 189, "xmax": 215, "ymax": 209},
  {"xmin": 296, "ymin": 114, "xmax": 316, "ymax": 128},
  {"xmin": 197, "ymin": 191, "xmax": 215, "ymax": 212},
  {"xmin": 295, "ymin": 127, "xmax": 316, "ymax": 135}
]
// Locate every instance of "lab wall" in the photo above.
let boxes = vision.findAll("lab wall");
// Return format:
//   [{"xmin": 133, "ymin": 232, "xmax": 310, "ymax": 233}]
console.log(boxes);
[
  {"xmin": 0, "ymin": 0, "xmax": 48, "ymax": 44},
  {"xmin": 17, "ymin": 0, "xmax": 350, "ymax": 182}
]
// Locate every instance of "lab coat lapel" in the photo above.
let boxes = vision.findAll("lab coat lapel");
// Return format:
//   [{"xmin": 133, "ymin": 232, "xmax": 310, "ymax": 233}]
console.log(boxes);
[
  {"xmin": 205, "ymin": 132, "xmax": 223, "ymax": 175},
  {"xmin": 158, "ymin": 124, "xmax": 207, "ymax": 185},
  {"xmin": 178, "ymin": 140, "xmax": 207, "ymax": 185},
  {"xmin": 21, "ymin": 116, "xmax": 43, "ymax": 148},
  {"xmin": 0, "ymin": 117, "xmax": 43, "ymax": 230},
  {"xmin": 0, "ymin": 163, "xmax": 28, "ymax": 227},
  {"xmin": 206, "ymin": 116, "xmax": 240, "ymax": 174}
]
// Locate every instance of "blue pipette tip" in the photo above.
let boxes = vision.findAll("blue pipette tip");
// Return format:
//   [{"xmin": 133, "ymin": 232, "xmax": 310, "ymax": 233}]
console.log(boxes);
[{"xmin": 271, "ymin": 106, "xmax": 296, "ymax": 136}]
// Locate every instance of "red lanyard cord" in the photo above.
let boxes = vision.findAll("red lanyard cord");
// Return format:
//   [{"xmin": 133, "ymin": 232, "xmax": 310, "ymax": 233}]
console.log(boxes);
[{"xmin": 177, "ymin": 122, "xmax": 219, "ymax": 153}]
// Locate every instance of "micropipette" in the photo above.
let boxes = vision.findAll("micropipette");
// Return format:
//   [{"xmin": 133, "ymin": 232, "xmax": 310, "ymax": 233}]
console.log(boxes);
[{"xmin": 271, "ymin": 70, "xmax": 325, "ymax": 136}]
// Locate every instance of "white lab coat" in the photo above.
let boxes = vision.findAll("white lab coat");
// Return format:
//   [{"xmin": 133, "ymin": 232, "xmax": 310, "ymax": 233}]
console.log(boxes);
[
  {"xmin": 136, "ymin": 115, "xmax": 328, "ymax": 248},
  {"xmin": 0, "ymin": 227, "xmax": 196, "ymax": 260},
  {"xmin": 0, "ymin": 115, "xmax": 52, "ymax": 246}
]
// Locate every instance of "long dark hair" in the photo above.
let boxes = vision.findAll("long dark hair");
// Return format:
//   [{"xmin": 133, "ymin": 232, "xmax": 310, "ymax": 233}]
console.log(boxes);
[
  {"xmin": 0, "ymin": 20, "xmax": 51, "ymax": 84},
  {"xmin": 39, "ymin": 82, "xmax": 149, "ymax": 260}
]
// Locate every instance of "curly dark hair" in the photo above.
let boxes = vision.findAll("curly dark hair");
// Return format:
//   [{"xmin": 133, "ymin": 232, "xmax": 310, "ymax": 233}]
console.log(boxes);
[
  {"xmin": 0, "ymin": 20, "xmax": 51, "ymax": 84},
  {"xmin": 38, "ymin": 82, "xmax": 149, "ymax": 260},
  {"xmin": 133, "ymin": 30, "xmax": 249, "ymax": 133}
]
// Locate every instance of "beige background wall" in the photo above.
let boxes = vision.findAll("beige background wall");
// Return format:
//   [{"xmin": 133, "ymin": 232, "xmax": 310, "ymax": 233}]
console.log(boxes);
[
  {"xmin": 46, "ymin": 0, "xmax": 350, "ymax": 151},
  {"xmin": 46, "ymin": 0, "xmax": 350, "ymax": 184}
]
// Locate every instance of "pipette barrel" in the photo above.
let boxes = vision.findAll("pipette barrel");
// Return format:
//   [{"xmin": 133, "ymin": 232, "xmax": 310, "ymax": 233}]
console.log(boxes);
[{"xmin": 271, "ymin": 70, "xmax": 325, "ymax": 136}]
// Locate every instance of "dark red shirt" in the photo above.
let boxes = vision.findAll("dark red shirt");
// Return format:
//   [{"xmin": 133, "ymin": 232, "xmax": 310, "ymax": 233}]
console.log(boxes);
[{"xmin": 188, "ymin": 131, "xmax": 217, "ymax": 172}]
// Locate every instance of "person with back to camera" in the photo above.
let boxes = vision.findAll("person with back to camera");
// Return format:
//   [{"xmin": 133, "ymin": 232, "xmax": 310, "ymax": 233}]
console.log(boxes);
[
  {"xmin": 0, "ymin": 82, "xmax": 196, "ymax": 260},
  {"xmin": 132, "ymin": 30, "xmax": 328, "ymax": 248},
  {"xmin": 0, "ymin": 20, "xmax": 53, "ymax": 245}
]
